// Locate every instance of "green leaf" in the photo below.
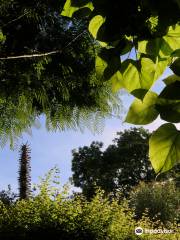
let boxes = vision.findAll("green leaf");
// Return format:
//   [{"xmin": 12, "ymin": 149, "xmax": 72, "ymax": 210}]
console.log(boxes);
[
  {"xmin": 163, "ymin": 74, "xmax": 180, "ymax": 85},
  {"xmin": 171, "ymin": 49, "xmax": 180, "ymax": 57},
  {"xmin": 138, "ymin": 24, "xmax": 180, "ymax": 57},
  {"xmin": 158, "ymin": 81, "xmax": 180, "ymax": 100},
  {"xmin": 61, "ymin": 0, "xmax": 93, "ymax": 18},
  {"xmin": 72, "ymin": 7, "xmax": 92, "ymax": 18},
  {"xmin": 99, "ymin": 48, "xmax": 121, "ymax": 80},
  {"xmin": 131, "ymin": 89, "xmax": 148, "ymax": 100},
  {"xmin": 0, "ymin": 30, "xmax": 6, "ymax": 43},
  {"xmin": 149, "ymin": 123, "xmax": 180, "ymax": 173},
  {"xmin": 125, "ymin": 91, "xmax": 159, "ymax": 124},
  {"xmin": 155, "ymin": 82, "xmax": 180, "ymax": 123},
  {"xmin": 95, "ymin": 54, "xmax": 122, "ymax": 92},
  {"xmin": 95, "ymin": 55, "xmax": 107, "ymax": 80},
  {"xmin": 140, "ymin": 57, "xmax": 167, "ymax": 89},
  {"xmin": 156, "ymin": 103, "xmax": 180, "ymax": 123},
  {"xmin": 170, "ymin": 58, "xmax": 180, "ymax": 76},
  {"xmin": 120, "ymin": 58, "xmax": 167, "ymax": 93},
  {"xmin": 120, "ymin": 59, "xmax": 140, "ymax": 92},
  {"xmin": 110, "ymin": 71, "xmax": 123, "ymax": 93},
  {"xmin": 88, "ymin": 15, "xmax": 107, "ymax": 47}
]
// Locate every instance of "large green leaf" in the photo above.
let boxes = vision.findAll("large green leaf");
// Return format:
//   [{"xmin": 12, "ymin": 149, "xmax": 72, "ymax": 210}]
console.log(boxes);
[
  {"xmin": 95, "ymin": 54, "xmax": 122, "ymax": 92},
  {"xmin": 156, "ymin": 103, "xmax": 180, "ymax": 123},
  {"xmin": 61, "ymin": 0, "xmax": 93, "ymax": 17},
  {"xmin": 170, "ymin": 58, "xmax": 180, "ymax": 76},
  {"xmin": 156, "ymin": 81, "xmax": 180, "ymax": 122},
  {"xmin": 88, "ymin": 15, "xmax": 107, "ymax": 47},
  {"xmin": 158, "ymin": 81, "xmax": 180, "ymax": 100},
  {"xmin": 110, "ymin": 71, "xmax": 123, "ymax": 93},
  {"xmin": 99, "ymin": 48, "xmax": 121, "ymax": 80},
  {"xmin": 120, "ymin": 58, "xmax": 167, "ymax": 93},
  {"xmin": 149, "ymin": 123, "xmax": 180, "ymax": 173},
  {"xmin": 125, "ymin": 91, "xmax": 159, "ymax": 124},
  {"xmin": 120, "ymin": 59, "xmax": 140, "ymax": 92},
  {"xmin": 163, "ymin": 74, "xmax": 180, "ymax": 85},
  {"xmin": 140, "ymin": 57, "xmax": 168, "ymax": 88},
  {"xmin": 138, "ymin": 24, "xmax": 180, "ymax": 58},
  {"xmin": 171, "ymin": 49, "xmax": 180, "ymax": 57}
]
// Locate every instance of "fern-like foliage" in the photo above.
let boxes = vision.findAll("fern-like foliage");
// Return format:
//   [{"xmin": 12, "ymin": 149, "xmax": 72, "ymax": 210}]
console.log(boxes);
[
  {"xmin": 18, "ymin": 143, "xmax": 31, "ymax": 200},
  {"xmin": 0, "ymin": 1, "xmax": 122, "ymax": 147}
]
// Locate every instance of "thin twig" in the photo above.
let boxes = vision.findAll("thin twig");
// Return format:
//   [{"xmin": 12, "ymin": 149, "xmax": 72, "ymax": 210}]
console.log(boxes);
[
  {"xmin": 62, "ymin": 29, "xmax": 86, "ymax": 51},
  {"xmin": 2, "ymin": 11, "xmax": 29, "ymax": 28}
]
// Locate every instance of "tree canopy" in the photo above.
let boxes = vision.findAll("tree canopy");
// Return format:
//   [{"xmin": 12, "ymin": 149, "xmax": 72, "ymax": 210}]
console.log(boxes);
[
  {"xmin": 0, "ymin": 0, "xmax": 180, "ymax": 174},
  {"xmin": 61, "ymin": 0, "xmax": 180, "ymax": 174},
  {"xmin": 71, "ymin": 128, "xmax": 156, "ymax": 199},
  {"xmin": 0, "ymin": 0, "xmax": 121, "ymax": 146}
]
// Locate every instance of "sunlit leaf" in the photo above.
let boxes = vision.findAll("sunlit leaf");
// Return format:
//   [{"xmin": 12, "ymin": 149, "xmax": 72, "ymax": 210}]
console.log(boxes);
[
  {"xmin": 88, "ymin": 15, "xmax": 107, "ymax": 47},
  {"xmin": 149, "ymin": 123, "xmax": 180, "ymax": 173},
  {"xmin": 138, "ymin": 24, "xmax": 180, "ymax": 58},
  {"xmin": 120, "ymin": 58, "xmax": 167, "ymax": 93},
  {"xmin": 61, "ymin": 0, "xmax": 93, "ymax": 18},
  {"xmin": 125, "ymin": 91, "xmax": 158, "ymax": 124}
]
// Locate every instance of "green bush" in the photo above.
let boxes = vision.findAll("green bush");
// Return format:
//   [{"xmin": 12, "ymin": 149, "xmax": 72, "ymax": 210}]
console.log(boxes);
[
  {"xmin": 0, "ymin": 169, "xmax": 179, "ymax": 240},
  {"xmin": 129, "ymin": 181, "xmax": 180, "ymax": 224},
  {"xmin": 0, "ymin": 185, "xmax": 17, "ymax": 205}
]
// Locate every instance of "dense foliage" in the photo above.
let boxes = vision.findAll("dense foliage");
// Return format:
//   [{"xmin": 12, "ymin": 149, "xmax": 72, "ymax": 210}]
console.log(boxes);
[
  {"xmin": 0, "ymin": 169, "xmax": 179, "ymax": 240},
  {"xmin": 0, "ymin": 0, "xmax": 121, "ymax": 147},
  {"xmin": 71, "ymin": 128, "xmax": 155, "ymax": 198},
  {"xmin": 61, "ymin": 0, "xmax": 180, "ymax": 174},
  {"xmin": 0, "ymin": 185, "xmax": 17, "ymax": 205},
  {"xmin": 130, "ymin": 181, "xmax": 180, "ymax": 224}
]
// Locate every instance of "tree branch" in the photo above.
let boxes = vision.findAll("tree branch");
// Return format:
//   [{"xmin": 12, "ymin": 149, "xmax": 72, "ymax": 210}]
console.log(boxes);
[
  {"xmin": 0, "ymin": 50, "xmax": 62, "ymax": 60},
  {"xmin": 0, "ymin": 29, "xmax": 87, "ymax": 60}
]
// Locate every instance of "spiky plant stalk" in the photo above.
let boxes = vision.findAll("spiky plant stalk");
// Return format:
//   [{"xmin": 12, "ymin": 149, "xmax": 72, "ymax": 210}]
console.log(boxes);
[{"xmin": 18, "ymin": 143, "xmax": 31, "ymax": 200}]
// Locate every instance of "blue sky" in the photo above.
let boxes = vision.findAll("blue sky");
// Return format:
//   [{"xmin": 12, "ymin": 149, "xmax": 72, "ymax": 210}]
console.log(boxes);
[{"xmin": 0, "ymin": 68, "xmax": 175, "ymax": 193}]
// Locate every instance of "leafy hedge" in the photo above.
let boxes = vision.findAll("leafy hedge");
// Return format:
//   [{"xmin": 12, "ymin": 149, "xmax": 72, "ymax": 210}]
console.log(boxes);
[
  {"xmin": 130, "ymin": 181, "xmax": 180, "ymax": 224},
  {"xmin": 0, "ymin": 169, "xmax": 179, "ymax": 240}
]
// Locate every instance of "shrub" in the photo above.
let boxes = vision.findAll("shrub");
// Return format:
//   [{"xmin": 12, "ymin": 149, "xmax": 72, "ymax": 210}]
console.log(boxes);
[
  {"xmin": 0, "ymin": 185, "xmax": 17, "ymax": 205},
  {"xmin": 0, "ymin": 168, "xmax": 179, "ymax": 240},
  {"xmin": 129, "ymin": 180, "xmax": 180, "ymax": 224}
]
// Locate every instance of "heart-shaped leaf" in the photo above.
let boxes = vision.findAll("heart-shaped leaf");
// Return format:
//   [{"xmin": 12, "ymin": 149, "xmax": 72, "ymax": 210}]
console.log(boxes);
[
  {"xmin": 125, "ymin": 91, "xmax": 159, "ymax": 124},
  {"xmin": 149, "ymin": 123, "xmax": 180, "ymax": 173}
]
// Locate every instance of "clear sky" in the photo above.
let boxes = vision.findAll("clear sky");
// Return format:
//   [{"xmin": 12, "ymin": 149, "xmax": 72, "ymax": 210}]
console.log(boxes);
[{"xmin": 0, "ymin": 68, "xmax": 177, "ymax": 193}]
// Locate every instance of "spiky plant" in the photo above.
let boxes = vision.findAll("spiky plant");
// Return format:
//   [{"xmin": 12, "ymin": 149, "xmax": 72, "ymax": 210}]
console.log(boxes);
[{"xmin": 18, "ymin": 143, "xmax": 31, "ymax": 200}]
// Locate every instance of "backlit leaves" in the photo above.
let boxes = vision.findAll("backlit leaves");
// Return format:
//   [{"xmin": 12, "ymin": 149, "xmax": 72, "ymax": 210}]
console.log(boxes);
[
  {"xmin": 138, "ymin": 24, "xmax": 180, "ymax": 58},
  {"xmin": 119, "ymin": 57, "xmax": 167, "ymax": 93},
  {"xmin": 149, "ymin": 124, "xmax": 180, "ymax": 173},
  {"xmin": 88, "ymin": 15, "xmax": 107, "ymax": 47},
  {"xmin": 125, "ymin": 91, "xmax": 159, "ymax": 125},
  {"xmin": 61, "ymin": 0, "xmax": 93, "ymax": 18}
]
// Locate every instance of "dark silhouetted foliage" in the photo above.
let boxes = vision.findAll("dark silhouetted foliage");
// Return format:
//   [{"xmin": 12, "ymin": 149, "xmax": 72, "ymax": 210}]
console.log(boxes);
[
  {"xmin": 71, "ymin": 128, "xmax": 156, "ymax": 199},
  {"xmin": 18, "ymin": 143, "xmax": 31, "ymax": 199}
]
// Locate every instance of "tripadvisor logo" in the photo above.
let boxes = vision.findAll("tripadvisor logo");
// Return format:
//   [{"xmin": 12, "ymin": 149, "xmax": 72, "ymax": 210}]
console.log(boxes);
[{"xmin": 135, "ymin": 227, "xmax": 143, "ymax": 235}]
